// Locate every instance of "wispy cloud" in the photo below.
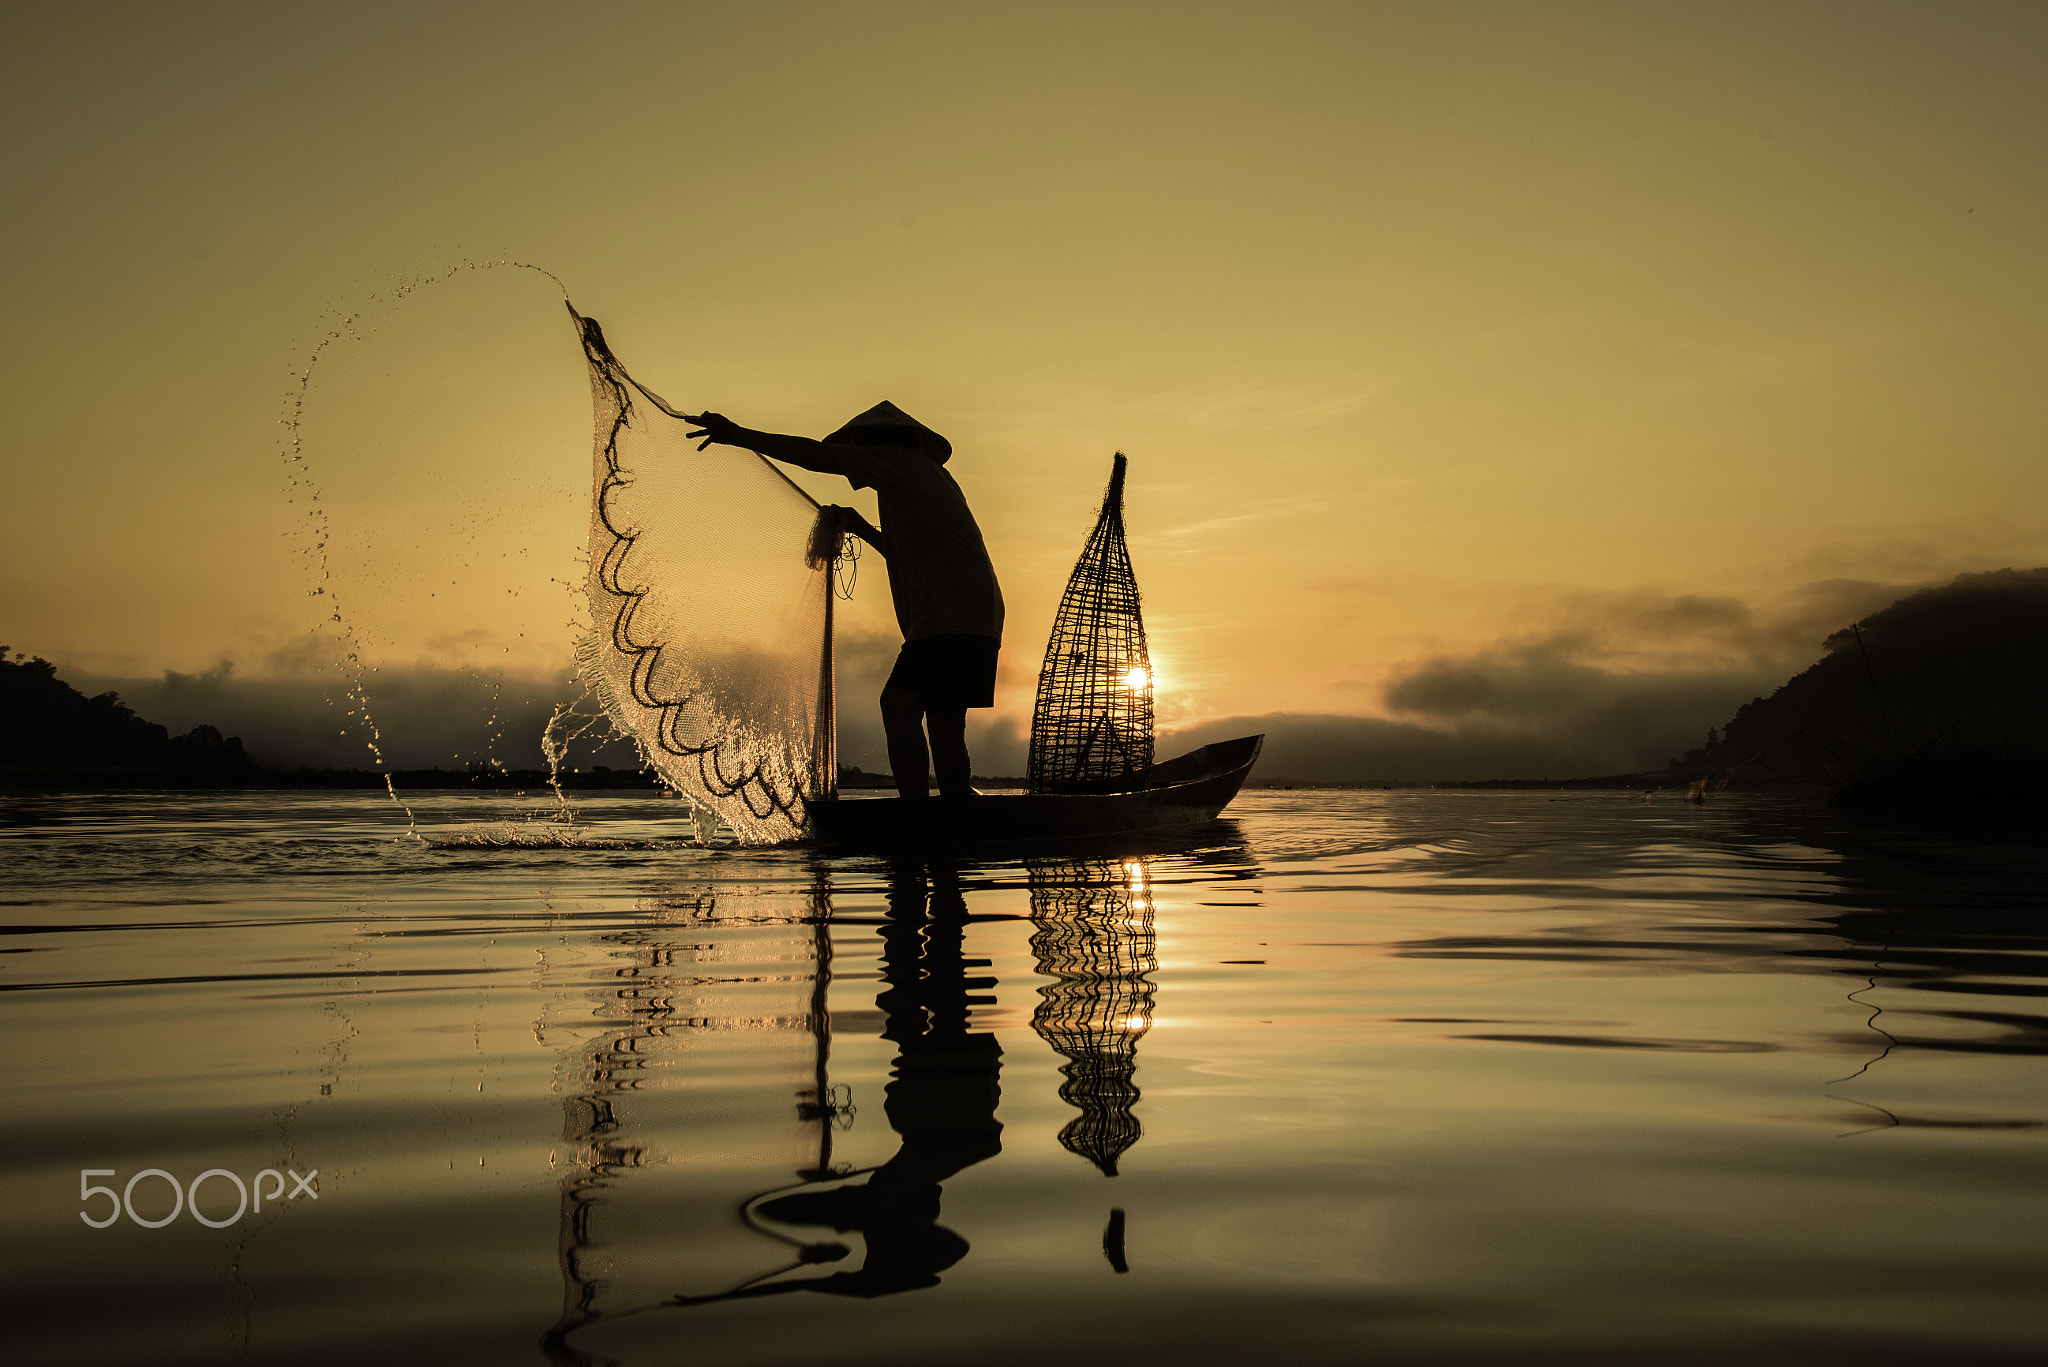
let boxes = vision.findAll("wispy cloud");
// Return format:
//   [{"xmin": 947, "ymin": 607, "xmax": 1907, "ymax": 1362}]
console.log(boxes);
[
  {"xmin": 1349, "ymin": 576, "xmax": 1940, "ymax": 772},
  {"xmin": 1129, "ymin": 379, "xmax": 1387, "ymax": 432},
  {"xmin": 1134, "ymin": 493, "xmax": 1328, "ymax": 552}
]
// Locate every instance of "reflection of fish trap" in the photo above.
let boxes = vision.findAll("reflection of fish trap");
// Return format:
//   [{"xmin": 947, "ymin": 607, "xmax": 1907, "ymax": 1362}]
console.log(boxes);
[
  {"xmin": 1029, "ymin": 454, "xmax": 1155, "ymax": 792},
  {"xmin": 1028, "ymin": 858, "xmax": 1158, "ymax": 1176}
]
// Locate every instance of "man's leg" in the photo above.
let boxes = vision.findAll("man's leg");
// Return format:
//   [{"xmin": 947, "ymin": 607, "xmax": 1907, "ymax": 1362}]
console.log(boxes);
[
  {"xmin": 925, "ymin": 705, "xmax": 972, "ymax": 799},
  {"xmin": 881, "ymin": 687, "xmax": 931, "ymax": 799}
]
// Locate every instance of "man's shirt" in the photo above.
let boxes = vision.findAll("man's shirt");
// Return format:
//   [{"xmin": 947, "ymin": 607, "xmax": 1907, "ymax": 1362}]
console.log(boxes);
[{"xmin": 813, "ymin": 443, "xmax": 1004, "ymax": 643}]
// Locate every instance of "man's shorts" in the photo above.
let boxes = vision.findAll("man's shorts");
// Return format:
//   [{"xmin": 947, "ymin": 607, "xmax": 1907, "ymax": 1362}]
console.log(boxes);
[{"xmin": 884, "ymin": 633, "xmax": 1000, "ymax": 710}]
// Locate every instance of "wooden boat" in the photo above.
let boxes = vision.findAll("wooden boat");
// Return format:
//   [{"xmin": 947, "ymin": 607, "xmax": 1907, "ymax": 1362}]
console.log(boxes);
[{"xmin": 805, "ymin": 734, "xmax": 1263, "ymax": 848}]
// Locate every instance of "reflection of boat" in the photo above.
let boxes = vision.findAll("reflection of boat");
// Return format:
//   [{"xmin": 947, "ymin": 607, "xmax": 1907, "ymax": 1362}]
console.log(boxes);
[
  {"xmin": 540, "ymin": 845, "xmax": 1259, "ymax": 1360},
  {"xmin": 807, "ymin": 734, "xmax": 1264, "ymax": 848},
  {"xmin": 1028, "ymin": 857, "xmax": 1159, "ymax": 1175}
]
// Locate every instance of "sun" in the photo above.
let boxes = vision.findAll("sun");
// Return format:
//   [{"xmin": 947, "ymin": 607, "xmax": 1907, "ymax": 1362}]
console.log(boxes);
[{"xmin": 1124, "ymin": 665, "xmax": 1151, "ymax": 691}]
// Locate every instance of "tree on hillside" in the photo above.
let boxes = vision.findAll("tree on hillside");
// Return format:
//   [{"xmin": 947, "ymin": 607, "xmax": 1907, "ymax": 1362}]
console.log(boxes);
[
  {"xmin": 1708, "ymin": 569, "xmax": 2048, "ymax": 802},
  {"xmin": 1, "ymin": 647, "xmax": 257, "ymax": 771}
]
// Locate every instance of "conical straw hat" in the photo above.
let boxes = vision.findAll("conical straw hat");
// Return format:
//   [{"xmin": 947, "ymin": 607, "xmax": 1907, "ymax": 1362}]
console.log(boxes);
[{"xmin": 824, "ymin": 400, "xmax": 952, "ymax": 463}]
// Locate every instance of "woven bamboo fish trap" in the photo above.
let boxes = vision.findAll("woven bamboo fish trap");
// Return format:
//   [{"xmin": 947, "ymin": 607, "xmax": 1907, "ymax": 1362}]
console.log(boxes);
[{"xmin": 1028, "ymin": 454, "xmax": 1154, "ymax": 792}]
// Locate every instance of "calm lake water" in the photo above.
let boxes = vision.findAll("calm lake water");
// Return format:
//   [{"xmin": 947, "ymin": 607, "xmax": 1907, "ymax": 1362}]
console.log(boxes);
[{"xmin": 3, "ymin": 789, "xmax": 2044, "ymax": 1365}]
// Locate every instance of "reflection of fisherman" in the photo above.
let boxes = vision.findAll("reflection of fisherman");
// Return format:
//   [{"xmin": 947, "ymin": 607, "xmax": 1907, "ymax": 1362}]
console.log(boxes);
[
  {"xmin": 685, "ymin": 404, "xmax": 1004, "ymax": 801},
  {"xmin": 671, "ymin": 863, "xmax": 1002, "ymax": 1303}
]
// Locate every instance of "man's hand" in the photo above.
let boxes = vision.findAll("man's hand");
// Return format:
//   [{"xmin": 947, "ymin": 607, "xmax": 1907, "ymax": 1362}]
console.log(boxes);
[
  {"xmin": 684, "ymin": 412, "xmax": 745, "ymax": 451},
  {"xmin": 682, "ymin": 417, "xmax": 842, "ymax": 476},
  {"xmin": 823, "ymin": 505, "xmax": 889, "ymax": 558}
]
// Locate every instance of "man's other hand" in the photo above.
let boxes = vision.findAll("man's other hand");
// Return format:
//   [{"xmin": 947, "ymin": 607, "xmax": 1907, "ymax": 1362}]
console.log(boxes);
[{"xmin": 684, "ymin": 412, "xmax": 743, "ymax": 451}]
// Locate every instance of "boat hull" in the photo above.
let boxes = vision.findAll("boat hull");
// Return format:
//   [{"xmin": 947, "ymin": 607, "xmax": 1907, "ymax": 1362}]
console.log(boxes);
[{"xmin": 804, "ymin": 735, "xmax": 1263, "ymax": 848}]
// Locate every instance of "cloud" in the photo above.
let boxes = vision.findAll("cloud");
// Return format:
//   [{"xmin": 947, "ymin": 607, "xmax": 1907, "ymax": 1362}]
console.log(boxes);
[
  {"xmin": 1453, "ymin": 580, "xmax": 1911, "ymax": 674},
  {"xmin": 259, "ymin": 634, "xmax": 340, "ymax": 679},
  {"xmin": 1134, "ymin": 493, "xmax": 1329, "ymax": 555},
  {"xmin": 1160, "ymin": 713, "xmax": 1599, "ymax": 782},
  {"xmin": 1353, "ymin": 578, "xmax": 1925, "ymax": 776},
  {"xmin": 58, "ymin": 621, "xmax": 1039, "ymax": 780},
  {"xmin": 66, "ymin": 662, "xmax": 634, "ymax": 772},
  {"xmin": 54, "ymin": 573, "xmax": 1981, "ymax": 784},
  {"xmin": 1788, "ymin": 524, "xmax": 2048, "ymax": 586},
  {"xmin": 1131, "ymin": 379, "xmax": 1386, "ymax": 432}
]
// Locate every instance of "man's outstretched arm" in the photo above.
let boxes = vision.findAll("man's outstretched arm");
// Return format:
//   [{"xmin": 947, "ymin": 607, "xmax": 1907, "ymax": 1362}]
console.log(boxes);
[{"xmin": 685, "ymin": 412, "xmax": 842, "ymax": 475}]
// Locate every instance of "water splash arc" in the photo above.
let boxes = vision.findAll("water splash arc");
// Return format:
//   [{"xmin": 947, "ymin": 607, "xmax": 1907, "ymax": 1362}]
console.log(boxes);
[{"xmin": 276, "ymin": 260, "xmax": 573, "ymax": 837}]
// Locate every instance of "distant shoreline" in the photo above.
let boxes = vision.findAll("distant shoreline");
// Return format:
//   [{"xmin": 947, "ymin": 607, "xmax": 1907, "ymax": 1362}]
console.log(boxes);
[
  {"xmin": 0, "ymin": 766, "xmax": 666, "ymax": 792},
  {"xmin": 0, "ymin": 766, "xmax": 1802, "ymax": 794}
]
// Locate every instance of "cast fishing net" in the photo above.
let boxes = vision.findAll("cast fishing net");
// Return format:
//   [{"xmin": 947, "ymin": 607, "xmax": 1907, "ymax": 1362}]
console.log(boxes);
[{"xmin": 570, "ymin": 304, "xmax": 841, "ymax": 844}]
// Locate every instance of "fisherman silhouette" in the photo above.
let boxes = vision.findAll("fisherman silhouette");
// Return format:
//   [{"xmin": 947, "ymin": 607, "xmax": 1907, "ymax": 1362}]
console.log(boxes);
[
  {"xmin": 667, "ymin": 861, "xmax": 1003, "ymax": 1304},
  {"xmin": 685, "ymin": 404, "xmax": 1004, "ymax": 800}
]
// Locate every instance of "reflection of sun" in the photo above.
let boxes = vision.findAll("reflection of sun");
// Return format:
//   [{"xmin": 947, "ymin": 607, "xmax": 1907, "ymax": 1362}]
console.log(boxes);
[{"xmin": 1121, "ymin": 1015, "xmax": 1149, "ymax": 1031}]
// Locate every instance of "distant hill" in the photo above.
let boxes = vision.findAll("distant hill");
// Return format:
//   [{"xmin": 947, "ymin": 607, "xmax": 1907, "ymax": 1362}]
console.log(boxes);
[
  {"xmin": 1692, "ymin": 568, "xmax": 2048, "ymax": 804},
  {"xmin": 1, "ymin": 647, "xmax": 257, "ymax": 774}
]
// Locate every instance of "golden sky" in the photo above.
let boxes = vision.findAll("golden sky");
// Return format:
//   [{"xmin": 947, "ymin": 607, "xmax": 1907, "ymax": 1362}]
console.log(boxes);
[{"xmin": 5, "ymin": 2, "xmax": 2046, "ymax": 772}]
